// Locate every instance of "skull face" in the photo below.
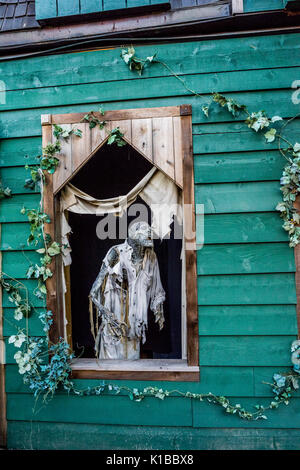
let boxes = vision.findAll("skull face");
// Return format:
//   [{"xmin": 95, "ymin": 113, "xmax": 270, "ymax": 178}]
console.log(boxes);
[{"xmin": 128, "ymin": 221, "xmax": 153, "ymax": 247}]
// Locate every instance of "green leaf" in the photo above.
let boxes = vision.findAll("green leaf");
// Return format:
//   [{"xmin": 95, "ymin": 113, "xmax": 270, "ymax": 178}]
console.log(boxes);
[
  {"xmin": 265, "ymin": 128, "xmax": 277, "ymax": 143},
  {"xmin": 202, "ymin": 105, "xmax": 209, "ymax": 117},
  {"xmin": 47, "ymin": 242, "xmax": 61, "ymax": 257},
  {"xmin": 73, "ymin": 128, "xmax": 82, "ymax": 138},
  {"xmin": 107, "ymin": 134, "xmax": 116, "ymax": 145}
]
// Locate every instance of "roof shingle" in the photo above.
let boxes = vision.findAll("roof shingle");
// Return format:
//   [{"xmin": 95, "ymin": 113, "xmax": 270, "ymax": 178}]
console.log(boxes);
[{"xmin": 0, "ymin": 0, "xmax": 39, "ymax": 31}]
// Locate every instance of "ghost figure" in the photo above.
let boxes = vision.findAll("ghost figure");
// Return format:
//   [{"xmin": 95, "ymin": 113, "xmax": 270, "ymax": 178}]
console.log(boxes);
[{"xmin": 89, "ymin": 222, "xmax": 165, "ymax": 360}]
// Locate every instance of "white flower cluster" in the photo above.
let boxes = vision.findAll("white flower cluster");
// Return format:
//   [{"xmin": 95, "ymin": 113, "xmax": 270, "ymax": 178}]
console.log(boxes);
[
  {"xmin": 8, "ymin": 332, "xmax": 26, "ymax": 348},
  {"xmin": 14, "ymin": 350, "xmax": 32, "ymax": 375},
  {"xmin": 8, "ymin": 333, "xmax": 33, "ymax": 374}
]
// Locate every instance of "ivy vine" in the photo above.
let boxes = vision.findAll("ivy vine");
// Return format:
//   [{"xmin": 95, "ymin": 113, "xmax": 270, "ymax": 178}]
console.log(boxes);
[
  {"xmin": 3, "ymin": 275, "xmax": 299, "ymax": 419},
  {"xmin": 203, "ymin": 92, "xmax": 300, "ymax": 247},
  {"xmin": 81, "ymin": 106, "xmax": 107, "ymax": 129},
  {"xmin": 2, "ymin": 50, "xmax": 300, "ymax": 421},
  {"xmin": 120, "ymin": 46, "xmax": 300, "ymax": 248}
]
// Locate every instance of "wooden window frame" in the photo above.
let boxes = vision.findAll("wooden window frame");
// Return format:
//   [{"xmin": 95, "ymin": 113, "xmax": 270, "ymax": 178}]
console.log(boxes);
[{"xmin": 42, "ymin": 105, "xmax": 199, "ymax": 382}]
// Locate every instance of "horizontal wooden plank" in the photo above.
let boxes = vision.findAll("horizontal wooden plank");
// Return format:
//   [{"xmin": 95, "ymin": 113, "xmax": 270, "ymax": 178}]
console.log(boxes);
[
  {"xmin": 80, "ymin": 0, "xmax": 104, "ymax": 14},
  {"xmin": 198, "ymin": 305, "xmax": 298, "ymax": 336},
  {"xmin": 197, "ymin": 243, "xmax": 295, "ymax": 275},
  {"xmin": 1, "ymin": 167, "xmax": 39, "ymax": 195},
  {"xmin": 5, "ymin": 337, "xmax": 47, "ymax": 364},
  {"xmin": 5, "ymin": 364, "xmax": 254, "ymax": 397},
  {"xmin": 199, "ymin": 336, "xmax": 295, "ymax": 367},
  {"xmin": 3, "ymin": 308, "xmax": 45, "ymax": 337},
  {"xmin": 192, "ymin": 396, "xmax": 300, "ymax": 429},
  {"xmin": 2, "ymin": 280, "xmax": 44, "ymax": 308},
  {"xmin": 198, "ymin": 273, "xmax": 297, "ymax": 305},
  {"xmin": 35, "ymin": 0, "xmax": 57, "ymax": 20},
  {"xmin": 195, "ymin": 181, "xmax": 281, "ymax": 214},
  {"xmin": 58, "ymin": 0, "xmax": 79, "ymax": 16},
  {"xmin": 103, "ymin": 0, "xmax": 126, "ymax": 11},
  {"xmin": 0, "ymin": 90, "xmax": 298, "ymax": 139},
  {"xmin": 244, "ymin": 0, "xmax": 285, "ymax": 12},
  {"xmin": 0, "ymin": 223, "xmax": 42, "ymax": 251},
  {"xmin": 202, "ymin": 213, "xmax": 288, "ymax": 244},
  {"xmin": 8, "ymin": 420, "xmax": 300, "ymax": 450},
  {"xmin": 1, "ymin": 33, "xmax": 299, "ymax": 92},
  {"xmin": 193, "ymin": 120, "xmax": 300, "ymax": 154},
  {"xmin": 0, "ymin": 194, "xmax": 41, "ymax": 223},
  {"xmin": 0, "ymin": 137, "xmax": 41, "ymax": 168},
  {"xmin": 6, "ymin": 392, "xmax": 300, "ymax": 430},
  {"xmin": 6, "ymin": 393, "xmax": 193, "ymax": 427},
  {"xmin": 194, "ymin": 150, "xmax": 286, "ymax": 183},
  {"xmin": 50, "ymin": 106, "xmax": 183, "ymax": 124},
  {"xmin": 253, "ymin": 366, "xmax": 296, "ymax": 398},
  {"xmin": 3, "ymin": 66, "xmax": 300, "ymax": 112},
  {"xmin": 2, "ymin": 251, "xmax": 42, "ymax": 279}
]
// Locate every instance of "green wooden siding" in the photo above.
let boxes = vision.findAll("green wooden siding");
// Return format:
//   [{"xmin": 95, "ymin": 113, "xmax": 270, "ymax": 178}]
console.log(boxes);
[
  {"xmin": 6, "ymin": 421, "xmax": 300, "ymax": 450},
  {"xmin": 35, "ymin": 0, "xmax": 168, "ymax": 20},
  {"xmin": 1, "ymin": 32, "xmax": 299, "ymax": 450},
  {"xmin": 244, "ymin": 0, "xmax": 287, "ymax": 12}
]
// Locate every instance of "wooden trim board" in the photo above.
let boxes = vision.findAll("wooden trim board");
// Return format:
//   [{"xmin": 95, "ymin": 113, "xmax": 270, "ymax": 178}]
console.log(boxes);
[
  {"xmin": 0, "ymin": 235, "xmax": 7, "ymax": 447},
  {"xmin": 294, "ymin": 244, "xmax": 300, "ymax": 339},
  {"xmin": 71, "ymin": 359, "xmax": 199, "ymax": 381},
  {"xmin": 47, "ymin": 106, "xmax": 187, "ymax": 126}
]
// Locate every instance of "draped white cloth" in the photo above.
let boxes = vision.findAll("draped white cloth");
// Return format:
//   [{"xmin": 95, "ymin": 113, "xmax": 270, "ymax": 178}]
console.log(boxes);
[
  {"xmin": 60, "ymin": 168, "xmax": 182, "ymax": 266},
  {"xmin": 91, "ymin": 240, "xmax": 166, "ymax": 360}
]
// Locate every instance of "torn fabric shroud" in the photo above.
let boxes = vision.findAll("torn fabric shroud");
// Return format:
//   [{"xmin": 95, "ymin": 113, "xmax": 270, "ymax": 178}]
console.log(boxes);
[{"xmin": 60, "ymin": 168, "xmax": 182, "ymax": 266}]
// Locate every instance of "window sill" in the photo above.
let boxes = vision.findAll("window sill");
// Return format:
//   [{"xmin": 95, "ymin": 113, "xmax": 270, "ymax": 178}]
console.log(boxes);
[{"xmin": 71, "ymin": 358, "xmax": 199, "ymax": 382}]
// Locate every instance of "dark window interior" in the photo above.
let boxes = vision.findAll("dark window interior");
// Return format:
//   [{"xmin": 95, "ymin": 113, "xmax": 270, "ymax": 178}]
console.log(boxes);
[{"xmin": 66, "ymin": 143, "xmax": 182, "ymax": 359}]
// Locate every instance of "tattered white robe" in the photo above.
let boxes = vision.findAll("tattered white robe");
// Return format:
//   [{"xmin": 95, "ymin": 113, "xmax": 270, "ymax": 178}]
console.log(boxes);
[{"xmin": 90, "ymin": 240, "xmax": 165, "ymax": 360}]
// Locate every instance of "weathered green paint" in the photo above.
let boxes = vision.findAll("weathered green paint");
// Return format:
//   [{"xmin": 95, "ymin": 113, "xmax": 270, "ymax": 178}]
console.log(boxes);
[
  {"xmin": 80, "ymin": 0, "xmax": 103, "ymax": 14},
  {"xmin": 197, "ymin": 243, "xmax": 295, "ymax": 275},
  {"xmin": 103, "ymin": 0, "xmax": 126, "ymax": 10},
  {"xmin": 128, "ymin": 0, "xmax": 150, "ymax": 6},
  {"xmin": 0, "ymin": 137, "xmax": 41, "ymax": 168},
  {"xmin": 2, "ymin": 67, "xmax": 300, "ymax": 113},
  {"xmin": 2, "ymin": 280, "xmax": 44, "ymax": 308},
  {"xmin": 0, "ymin": 194, "xmax": 40, "ymax": 223},
  {"xmin": 194, "ymin": 150, "xmax": 286, "ymax": 183},
  {"xmin": 5, "ymin": 364, "xmax": 255, "ymax": 396},
  {"xmin": 1, "ymin": 31, "xmax": 299, "ymax": 450},
  {"xmin": 1, "ymin": 34, "xmax": 299, "ymax": 92},
  {"xmin": 196, "ymin": 181, "xmax": 281, "ymax": 214},
  {"xmin": 1, "ymin": 223, "xmax": 42, "ymax": 251},
  {"xmin": 192, "ymin": 397, "xmax": 300, "ymax": 429},
  {"xmin": 198, "ymin": 273, "xmax": 297, "ymax": 305},
  {"xmin": 6, "ymin": 393, "xmax": 193, "ymax": 427},
  {"xmin": 199, "ymin": 336, "xmax": 295, "ymax": 366},
  {"xmin": 6, "ymin": 421, "xmax": 300, "ymax": 450},
  {"xmin": 35, "ymin": 0, "xmax": 167, "ymax": 20},
  {"xmin": 3, "ymin": 308, "xmax": 45, "ymax": 337},
  {"xmin": 57, "ymin": 0, "xmax": 80, "ymax": 16},
  {"xmin": 244, "ymin": 0, "xmax": 287, "ymax": 12},
  {"xmin": 35, "ymin": 0, "xmax": 57, "ymax": 20},
  {"xmin": 202, "ymin": 213, "xmax": 288, "ymax": 244},
  {"xmin": 198, "ymin": 305, "xmax": 298, "ymax": 336}
]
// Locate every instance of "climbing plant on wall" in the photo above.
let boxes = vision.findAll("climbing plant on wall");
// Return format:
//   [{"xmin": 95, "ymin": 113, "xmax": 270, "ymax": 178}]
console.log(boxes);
[{"xmin": 2, "ymin": 46, "xmax": 300, "ymax": 420}]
